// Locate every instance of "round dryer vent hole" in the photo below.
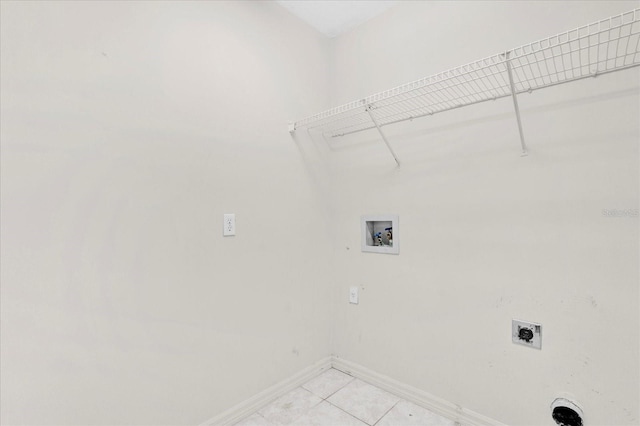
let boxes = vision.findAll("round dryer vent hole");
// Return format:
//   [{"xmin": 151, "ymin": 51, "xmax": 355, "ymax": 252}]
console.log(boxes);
[{"xmin": 551, "ymin": 398, "xmax": 584, "ymax": 426}]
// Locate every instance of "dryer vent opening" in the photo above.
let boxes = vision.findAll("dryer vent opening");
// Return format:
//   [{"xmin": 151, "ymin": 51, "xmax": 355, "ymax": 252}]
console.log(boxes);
[{"xmin": 551, "ymin": 398, "xmax": 584, "ymax": 426}]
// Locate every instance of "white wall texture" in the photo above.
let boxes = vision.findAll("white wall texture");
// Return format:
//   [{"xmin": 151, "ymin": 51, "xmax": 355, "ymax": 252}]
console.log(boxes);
[
  {"xmin": 325, "ymin": 1, "xmax": 639, "ymax": 425},
  {"xmin": 1, "ymin": 1, "xmax": 639, "ymax": 426},
  {"xmin": 0, "ymin": 1, "xmax": 333, "ymax": 425}
]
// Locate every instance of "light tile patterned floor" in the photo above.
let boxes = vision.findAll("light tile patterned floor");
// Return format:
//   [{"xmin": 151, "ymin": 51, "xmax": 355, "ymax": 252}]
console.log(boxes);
[{"xmin": 234, "ymin": 369, "xmax": 455, "ymax": 426}]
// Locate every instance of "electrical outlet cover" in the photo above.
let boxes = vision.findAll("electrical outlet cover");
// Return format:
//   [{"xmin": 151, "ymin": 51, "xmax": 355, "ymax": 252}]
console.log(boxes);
[
  {"xmin": 512, "ymin": 319, "xmax": 542, "ymax": 349},
  {"xmin": 223, "ymin": 213, "xmax": 235, "ymax": 236}
]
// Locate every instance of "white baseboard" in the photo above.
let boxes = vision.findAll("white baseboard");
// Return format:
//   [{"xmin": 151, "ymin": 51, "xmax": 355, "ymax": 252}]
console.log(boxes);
[
  {"xmin": 201, "ymin": 355, "xmax": 504, "ymax": 426},
  {"xmin": 200, "ymin": 356, "xmax": 333, "ymax": 426},
  {"xmin": 331, "ymin": 357, "xmax": 505, "ymax": 426}
]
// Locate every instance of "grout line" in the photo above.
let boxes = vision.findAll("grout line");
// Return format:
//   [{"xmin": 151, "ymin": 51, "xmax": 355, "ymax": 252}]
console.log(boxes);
[
  {"xmin": 320, "ymin": 379, "xmax": 356, "ymax": 401},
  {"xmin": 318, "ymin": 372, "xmax": 403, "ymax": 426},
  {"xmin": 293, "ymin": 388, "xmax": 325, "ymax": 424},
  {"xmin": 259, "ymin": 386, "xmax": 324, "ymax": 426},
  {"xmin": 325, "ymin": 400, "xmax": 372, "ymax": 426},
  {"xmin": 301, "ymin": 367, "xmax": 356, "ymax": 401},
  {"xmin": 372, "ymin": 400, "xmax": 402, "ymax": 426},
  {"xmin": 248, "ymin": 368, "xmax": 436, "ymax": 426},
  {"xmin": 298, "ymin": 369, "xmax": 364, "ymax": 423},
  {"xmin": 309, "ymin": 370, "xmax": 375, "ymax": 425}
]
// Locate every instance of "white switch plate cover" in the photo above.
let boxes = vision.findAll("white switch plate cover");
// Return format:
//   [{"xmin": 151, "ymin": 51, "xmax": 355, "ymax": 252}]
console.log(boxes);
[
  {"xmin": 349, "ymin": 287, "xmax": 359, "ymax": 304},
  {"xmin": 512, "ymin": 319, "xmax": 542, "ymax": 349},
  {"xmin": 223, "ymin": 214, "xmax": 235, "ymax": 236}
]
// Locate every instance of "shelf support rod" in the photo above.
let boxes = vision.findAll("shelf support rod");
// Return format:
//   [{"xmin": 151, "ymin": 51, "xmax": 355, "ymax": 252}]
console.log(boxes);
[
  {"xmin": 505, "ymin": 51, "xmax": 528, "ymax": 156},
  {"xmin": 365, "ymin": 105, "xmax": 400, "ymax": 166}
]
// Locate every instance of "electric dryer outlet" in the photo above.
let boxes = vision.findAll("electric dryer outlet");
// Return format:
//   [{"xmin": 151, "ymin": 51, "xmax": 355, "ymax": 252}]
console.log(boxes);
[{"xmin": 512, "ymin": 319, "xmax": 542, "ymax": 349}]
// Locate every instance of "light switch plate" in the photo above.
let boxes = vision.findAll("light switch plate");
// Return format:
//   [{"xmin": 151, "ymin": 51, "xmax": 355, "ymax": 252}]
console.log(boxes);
[{"xmin": 349, "ymin": 287, "xmax": 359, "ymax": 304}]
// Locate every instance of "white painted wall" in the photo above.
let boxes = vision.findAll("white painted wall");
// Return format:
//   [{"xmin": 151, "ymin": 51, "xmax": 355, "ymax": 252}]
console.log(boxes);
[
  {"xmin": 2, "ymin": 1, "xmax": 639, "ymax": 425},
  {"xmin": 0, "ymin": 2, "xmax": 332, "ymax": 424},
  {"xmin": 327, "ymin": 1, "xmax": 639, "ymax": 425}
]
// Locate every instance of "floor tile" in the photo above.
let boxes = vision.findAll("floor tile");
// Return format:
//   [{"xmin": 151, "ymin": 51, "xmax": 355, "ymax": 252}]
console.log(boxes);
[
  {"xmin": 376, "ymin": 400, "xmax": 456, "ymax": 426},
  {"xmin": 302, "ymin": 368, "xmax": 355, "ymax": 399},
  {"xmin": 290, "ymin": 401, "xmax": 368, "ymax": 426},
  {"xmin": 258, "ymin": 387, "xmax": 323, "ymax": 425},
  {"xmin": 327, "ymin": 379, "xmax": 401, "ymax": 425},
  {"xmin": 234, "ymin": 412, "xmax": 274, "ymax": 426}
]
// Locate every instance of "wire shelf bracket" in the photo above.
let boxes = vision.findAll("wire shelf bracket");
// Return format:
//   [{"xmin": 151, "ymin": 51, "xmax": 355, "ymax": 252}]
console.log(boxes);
[
  {"xmin": 505, "ymin": 51, "xmax": 529, "ymax": 156},
  {"xmin": 290, "ymin": 9, "xmax": 640, "ymax": 165},
  {"xmin": 365, "ymin": 104, "xmax": 401, "ymax": 166}
]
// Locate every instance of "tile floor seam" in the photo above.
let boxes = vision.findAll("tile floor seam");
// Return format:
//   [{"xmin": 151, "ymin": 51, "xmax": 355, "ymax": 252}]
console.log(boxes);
[
  {"xmin": 371, "ymin": 399, "xmax": 402, "ymax": 426},
  {"xmin": 327, "ymin": 378, "xmax": 401, "ymax": 426},
  {"xmin": 235, "ymin": 369, "xmax": 457, "ymax": 426},
  {"xmin": 288, "ymin": 392, "xmax": 324, "ymax": 425},
  {"xmin": 324, "ymin": 399, "xmax": 371, "ymax": 426},
  {"xmin": 256, "ymin": 386, "xmax": 323, "ymax": 426},
  {"xmin": 317, "ymin": 377, "xmax": 355, "ymax": 401}
]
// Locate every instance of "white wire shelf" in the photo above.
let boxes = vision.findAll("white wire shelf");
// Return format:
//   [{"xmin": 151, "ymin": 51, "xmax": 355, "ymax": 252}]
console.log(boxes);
[{"xmin": 293, "ymin": 9, "xmax": 640, "ymax": 143}]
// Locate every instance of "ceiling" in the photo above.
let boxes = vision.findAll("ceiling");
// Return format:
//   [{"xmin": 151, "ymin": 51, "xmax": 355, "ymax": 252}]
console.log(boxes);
[{"xmin": 276, "ymin": 1, "xmax": 397, "ymax": 38}]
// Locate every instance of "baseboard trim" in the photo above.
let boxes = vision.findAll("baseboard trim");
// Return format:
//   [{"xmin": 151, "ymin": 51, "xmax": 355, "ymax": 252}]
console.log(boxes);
[
  {"xmin": 200, "ymin": 356, "xmax": 333, "ymax": 426},
  {"xmin": 331, "ymin": 356, "xmax": 505, "ymax": 426}
]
